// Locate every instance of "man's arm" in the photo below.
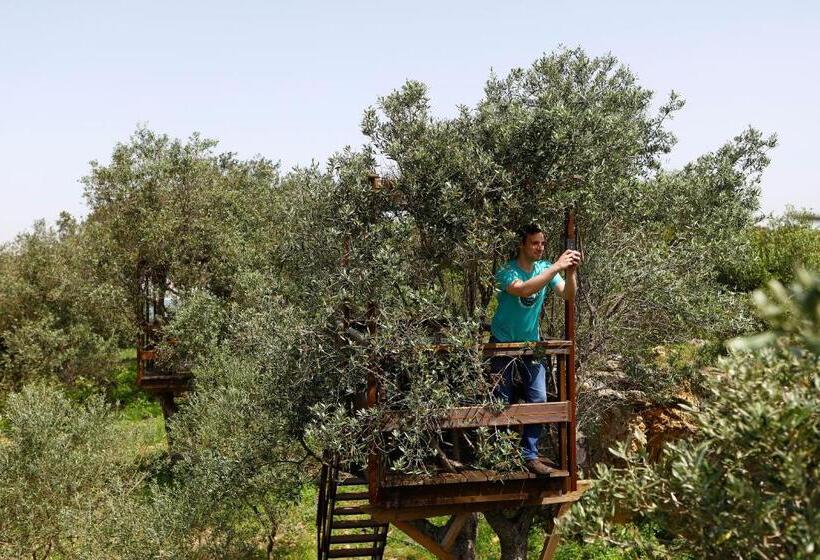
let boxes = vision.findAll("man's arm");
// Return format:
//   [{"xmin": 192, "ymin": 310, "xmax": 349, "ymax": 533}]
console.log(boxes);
[
  {"xmin": 506, "ymin": 250, "xmax": 581, "ymax": 298},
  {"xmin": 554, "ymin": 266, "xmax": 577, "ymax": 301}
]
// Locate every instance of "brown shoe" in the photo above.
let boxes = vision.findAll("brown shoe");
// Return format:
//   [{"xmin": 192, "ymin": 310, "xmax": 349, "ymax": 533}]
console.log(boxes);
[
  {"xmin": 537, "ymin": 456, "xmax": 557, "ymax": 468},
  {"xmin": 525, "ymin": 459, "xmax": 556, "ymax": 477}
]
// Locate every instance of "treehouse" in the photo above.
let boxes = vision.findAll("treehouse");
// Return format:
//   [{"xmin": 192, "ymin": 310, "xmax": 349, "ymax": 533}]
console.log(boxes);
[
  {"xmin": 135, "ymin": 272, "xmax": 190, "ymax": 420},
  {"xmin": 315, "ymin": 176, "xmax": 587, "ymax": 560}
]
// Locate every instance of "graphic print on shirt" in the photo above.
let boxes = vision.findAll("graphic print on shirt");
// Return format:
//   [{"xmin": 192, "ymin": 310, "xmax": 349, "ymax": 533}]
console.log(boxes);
[{"xmin": 519, "ymin": 292, "xmax": 538, "ymax": 308}]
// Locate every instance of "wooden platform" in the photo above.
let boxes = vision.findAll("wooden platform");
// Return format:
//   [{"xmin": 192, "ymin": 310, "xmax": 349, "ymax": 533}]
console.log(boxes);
[
  {"xmin": 136, "ymin": 348, "xmax": 190, "ymax": 395},
  {"xmin": 364, "ymin": 480, "xmax": 590, "ymax": 523},
  {"xmin": 384, "ymin": 468, "xmax": 569, "ymax": 487},
  {"xmin": 137, "ymin": 373, "xmax": 190, "ymax": 394}
]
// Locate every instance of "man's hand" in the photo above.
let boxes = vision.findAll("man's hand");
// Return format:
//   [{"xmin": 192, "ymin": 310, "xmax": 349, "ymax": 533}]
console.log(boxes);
[{"xmin": 555, "ymin": 250, "xmax": 582, "ymax": 271}]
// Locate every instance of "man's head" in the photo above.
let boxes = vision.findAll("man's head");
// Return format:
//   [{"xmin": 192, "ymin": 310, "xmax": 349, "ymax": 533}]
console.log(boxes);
[{"xmin": 517, "ymin": 223, "xmax": 546, "ymax": 262}]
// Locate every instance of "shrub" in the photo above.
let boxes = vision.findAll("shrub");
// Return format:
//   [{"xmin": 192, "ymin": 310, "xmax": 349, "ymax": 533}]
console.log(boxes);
[
  {"xmin": 563, "ymin": 270, "xmax": 820, "ymax": 560},
  {"xmin": 0, "ymin": 384, "xmax": 126, "ymax": 559}
]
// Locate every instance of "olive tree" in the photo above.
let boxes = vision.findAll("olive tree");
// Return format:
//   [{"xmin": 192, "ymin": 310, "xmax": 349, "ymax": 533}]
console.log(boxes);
[
  {"xmin": 302, "ymin": 48, "xmax": 776, "ymax": 559},
  {"xmin": 562, "ymin": 270, "xmax": 820, "ymax": 560},
  {"xmin": 0, "ymin": 385, "xmax": 130, "ymax": 560},
  {"xmin": 24, "ymin": 46, "xmax": 779, "ymax": 559},
  {"xmin": 0, "ymin": 216, "xmax": 129, "ymax": 392}
]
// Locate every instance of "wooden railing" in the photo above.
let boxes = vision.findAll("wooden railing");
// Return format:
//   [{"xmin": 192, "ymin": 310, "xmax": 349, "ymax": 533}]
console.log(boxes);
[{"xmin": 366, "ymin": 338, "xmax": 578, "ymax": 506}]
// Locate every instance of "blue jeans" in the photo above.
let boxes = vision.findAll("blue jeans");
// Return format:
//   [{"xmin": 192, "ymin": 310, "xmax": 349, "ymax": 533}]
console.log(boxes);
[{"xmin": 489, "ymin": 342, "xmax": 547, "ymax": 461}]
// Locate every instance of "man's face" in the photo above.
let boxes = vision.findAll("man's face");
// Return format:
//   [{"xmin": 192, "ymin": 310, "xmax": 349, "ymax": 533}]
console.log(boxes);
[{"xmin": 520, "ymin": 232, "xmax": 546, "ymax": 261}]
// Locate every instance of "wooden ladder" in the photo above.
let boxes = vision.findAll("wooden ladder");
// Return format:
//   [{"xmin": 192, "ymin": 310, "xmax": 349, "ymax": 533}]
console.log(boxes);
[{"xmin": 317, "ymin": 458, "xmax": 389, "ymax": 559}]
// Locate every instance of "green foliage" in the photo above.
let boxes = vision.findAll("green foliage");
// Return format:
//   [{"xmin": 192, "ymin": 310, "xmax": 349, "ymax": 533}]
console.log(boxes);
[
  {"xmin": 0, "ymin": 384, "xmax": 129, "ymax": 559},
  {"xmin": 563, "ymin": 270, "xmax": 820, "ymax": 560},
  {"xmin": 719, "ymin": 209, "xmax": 820, "ymax": 291},
  {"xmin": 0, "ymin": 45, "xmax": 808, "ymax": 558},
  {"xmin": 305, "ymin": 47, "xmax": 775, "ymax": 470},
  {"xmin": 0, "ymin": 219, "xmax": 129, "ymax": 391},
  {"xmin": 82, "ymin": 127, "xmax": 281, "ymax": 315}
]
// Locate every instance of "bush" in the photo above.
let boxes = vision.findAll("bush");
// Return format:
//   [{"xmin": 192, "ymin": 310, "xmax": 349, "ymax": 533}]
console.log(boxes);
[
  {"xmin": 0, "ymin": 384, "xmax": 126, "ymax": 559},
  {"xmin": 563, "ymin": 270, "xmax": 820, "ymax": 560},
  {"xmin": 719, "ymin": 209, "xmax": 820, "ymax": 291}
]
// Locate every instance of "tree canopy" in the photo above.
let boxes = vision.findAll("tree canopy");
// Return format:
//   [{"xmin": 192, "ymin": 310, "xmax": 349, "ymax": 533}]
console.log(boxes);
[{"xmin": 0, "ymin": 46, "xmax": 816, "ymax": 560}]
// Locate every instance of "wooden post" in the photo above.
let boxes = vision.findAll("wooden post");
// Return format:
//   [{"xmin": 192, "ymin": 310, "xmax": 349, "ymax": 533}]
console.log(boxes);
[
  {"xmin": 564, "ymin": 209, "xmax": 578, "ymax": 492},
  {"xmin": 366, "ymin": 300, "xmax": 383, "ymax": 503},
  {"xmin": 557, "ymin": 354, "xmax": 568, "ymax": 485}
]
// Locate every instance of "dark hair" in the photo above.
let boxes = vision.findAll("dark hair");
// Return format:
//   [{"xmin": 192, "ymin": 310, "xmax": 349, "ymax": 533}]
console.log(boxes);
[
  {"xmin": 511, "ymin": 223, "xmax": 544, "ymax": 258},
  {"xmin": 518, "ymin": 223, "xmax": 543, "ymax": 245}
]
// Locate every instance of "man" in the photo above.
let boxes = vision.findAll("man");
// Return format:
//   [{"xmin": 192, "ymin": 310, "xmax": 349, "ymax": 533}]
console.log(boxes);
[{"xmin": 490, "ymin": 223, "xmax": 581, "ymax": 475}]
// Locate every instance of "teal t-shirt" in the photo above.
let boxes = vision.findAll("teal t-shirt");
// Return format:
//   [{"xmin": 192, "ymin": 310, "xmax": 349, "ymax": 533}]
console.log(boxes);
[{"xmin": 490, "ymin": 260, "xmax": 563, "ymax": 342}]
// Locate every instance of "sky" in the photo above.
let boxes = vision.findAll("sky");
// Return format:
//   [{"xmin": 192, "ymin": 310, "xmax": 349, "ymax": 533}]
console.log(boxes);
[{"xmin": 1, "ymin": 0, "xmax": 818, "ymax": 242}]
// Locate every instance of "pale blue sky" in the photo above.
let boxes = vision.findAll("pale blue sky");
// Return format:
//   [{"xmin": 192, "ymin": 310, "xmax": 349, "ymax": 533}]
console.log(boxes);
[{"xmin": 1, "ymin": 0, "xmax": 818, "ymax": 241}]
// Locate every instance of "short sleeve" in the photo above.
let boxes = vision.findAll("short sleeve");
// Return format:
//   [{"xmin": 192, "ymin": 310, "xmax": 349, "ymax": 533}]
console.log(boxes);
[
  {"xmin": 541, "ymin": 261, "xmax": 562, "ymax": 291},
  {"xmin": 495, "ymin": 265, "xmax": 519, "ymax": 292}
]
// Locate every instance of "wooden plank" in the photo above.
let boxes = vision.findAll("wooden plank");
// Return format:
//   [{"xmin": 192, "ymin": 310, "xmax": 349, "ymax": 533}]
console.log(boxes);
[
  {"xmin": 380, "ymin": 478, "xmax": 564, "ymax": 509},
  {"xmin": 564, "ymin": 211, "xmax": 579, "ymax": 494},
  {"xmin": 534, "ymin": 479, "xmax": 589, "ymax": 506},
  {"xmin": 364, "ymin": 481, "xmax": 590, "ymax": 522},
  {"xmin": 335, "ymin": 492, "xmax": 369, "ymax": 501},
  {"xmin": 384, "ymin": 468, "xmax": 569, "ymax": 487},
  {"xmin": 441, "ymin": 513, "xmax": 471, "ymax": 551},
  {"xmin": 539, "ymin": 502, "xmax": 573, "ymax": 560},
  {"xmin": 422, "ymin": 340, "xmax": 571, "ymax": 357},
  {"xmin": 329, "ymin": 534, "xmax": 382, "ymax": 544},
  {"xmin": 338, "ymin": 477, "xmax": 367, "ymax": 486},
  {"xmin": 482, "ymin": 340, "xmax": 572, "ymax": 357},
  {"xmin": 393, "ymin": 521, "xmax": 454, "ymax": 560},
  {"xmin": 332, "ymin": 506, "xmax": 365, "ymax": 515},
  {"xmin": 327, "ymin": 548, "xmax": 381, "ymax": 558},
  {"xmin": 332, "ymin": 520, "xmax": 383, "ymax": 529},
  {"xmin": 427, "ymin": 339, "xmax": 571, "ymax": 351},
  {"xmin": 383, "ymin": 402, "xmax": 570, "ymax": 431},
  {"xmin": 558, "ymin": 354, "xmax": 569, "ymax": 491}
]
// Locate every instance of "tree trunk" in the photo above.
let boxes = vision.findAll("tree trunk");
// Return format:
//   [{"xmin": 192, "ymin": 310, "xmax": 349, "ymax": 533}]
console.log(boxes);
[
  {"xmin": 157, "ymin": 391, "xmax": 178, "ymax": 447},
  {"xmin": 484, "ymin": 507, "xmax": 537, "ymax": 560}
]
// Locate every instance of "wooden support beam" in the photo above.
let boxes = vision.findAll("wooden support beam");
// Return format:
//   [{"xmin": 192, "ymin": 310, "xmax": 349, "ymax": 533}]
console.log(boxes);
[
  {"xmin": 383, "ymin": 401, "xmax": 570, "ymax": 431},
  {"xmin": 393, "ymin": 521, "xmax": 454, "ymax": 560},
  {"xmin": 441, "ymin": 513, "xmax": 471, "ymax": 551},
  {"xmin": 539, "ymin": 502, "xmax": 573, "ymax": 560},
  {"xmin": 379, "ymin": 477, "xmax": 565, "ymax": 509},
  {"xmin": 481, "ymin": 340, "xmax": 572, "ymax": 356},
  {"xmin": 564, "ymin": 208, "xmax": 579, "ymax": 493},
  {"xmin": 384, "ymin": 468, "xmax": 568, "ymax": 488},
  {"xmin": 558, "ymin": 354, "xmax": 569, "ymax": 492},
  {"xmin": 365, "ymin": 481, "xmax": 590, "ymax": 522},
  {"xmin": 425, "ymin": 339, "xmax": 572, "ymax": 357}
]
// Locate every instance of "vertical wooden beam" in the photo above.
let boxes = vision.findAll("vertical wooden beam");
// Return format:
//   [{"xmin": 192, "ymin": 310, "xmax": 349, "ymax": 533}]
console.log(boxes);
[
  {"xmin": 451, "ymin": 429, "xmax": 462, "ymax": 463},
  {"xmin": 564, "ymin": 209, "xmax": 578, "ymax": 492},
  {"xmin": 557, "ymin": 355, "xmax": 568, "ymax": 491},
  {"xmin": 538, "ymin": 502, "xmax": 573, "ymax": 560},
  {"xmin": 393, "ymin": 521, "xmax": 455, "ymax": 560},
  {"xmin": 366, "ymin": 301, "xmax": 383, "ymax": 503}
]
